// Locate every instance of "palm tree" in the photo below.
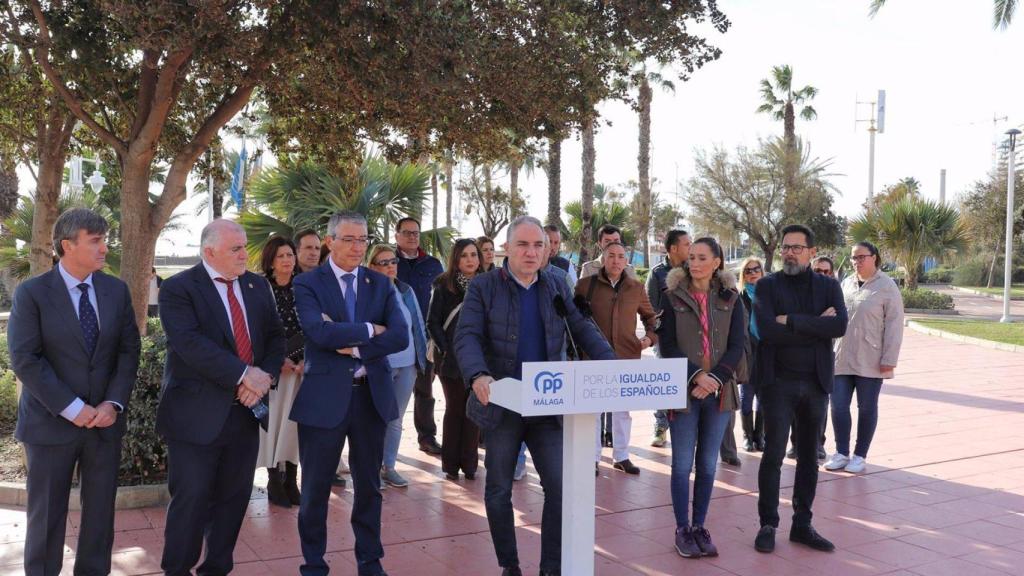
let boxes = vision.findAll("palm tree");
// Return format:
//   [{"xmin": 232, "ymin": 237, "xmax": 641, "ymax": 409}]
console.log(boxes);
[
  {"xmin": 848, "ymin": 197, "xmax": 969, "ymax": 290},
  {"xmin": 580, "ymin": 116, "xmax": 596, "ymax": 264},
  {"xmin": 869, "ymin": 0, "xmax": 1016, "ymax": 29},
  {"xmin": 545, "ymin": 136, "xmax": 563, "ymax": 227},
  {"xmin": 238, "ymin": 155, "xmax": 454, "ymax": 263},
  {"xmin": 563, "ymin": 198, "xmax": 636, "ymax": 258},
  {"xmin": 756, "ymin": 65, "xmax": 818, "ymax": 153}
]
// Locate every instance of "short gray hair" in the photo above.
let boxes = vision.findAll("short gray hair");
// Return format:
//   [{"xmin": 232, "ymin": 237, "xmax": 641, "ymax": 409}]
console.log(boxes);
[
  {"xmin": 53, "ymin": 208, "xmax": 109, "ymax": 257},
  {"xmin": 200, "ymin": 219, "xmax": 245, "ymax": 250},
  {"xmin": 327, "ymin": 210, "xmax": 368, "ymax": 237},
  {"xmin": 506, "ymin": 215, "xmax": 547, "ymax": 245}
]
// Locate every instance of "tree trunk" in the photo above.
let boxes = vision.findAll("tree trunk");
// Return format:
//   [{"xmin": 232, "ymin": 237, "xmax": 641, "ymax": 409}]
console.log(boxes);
[
  {"xmin": 0, "ymin": 162, "xmax": 19, "ymax": 222},
  {"xmin": 783, "ymin": 102, "xmax": 796, "ymax": 152},
  {"xmin": 637, "ymin": 78, "xmax": 653, "ymax": 268},
  {"xmin": 987, "ymin": 239, "xmax": 1001, "ymax": 288},
  {"xmin": 28, "ymin": 113, "xmax": 76, "ymax": 277},
  {"xmin": 547, "ymin": 137, "xmax": 562, "ymax": 226},
  {"xmin": 758, "ymin": 239, "xmax": 776, "ymax": 273},
  {"xmin": 431, "ymin": 166, "xmax": 438, "ymax": 231},
  {"xmin": 444, "ymin": 158, "xmax": 453, "ymax": 228},
  {"xmin": 119, "ymin": 157, "xmax": 161, "ymax": 331},
  {"xmin": 580, "ymin": 117, "xmax": 596, "ymax": 264},
  {"xmin": 509, "ymin": 163, "xmax": 520, "ymax": 218}
]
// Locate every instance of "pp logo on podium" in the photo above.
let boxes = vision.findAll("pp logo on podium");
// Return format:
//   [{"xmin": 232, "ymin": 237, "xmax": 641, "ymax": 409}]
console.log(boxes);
[{"xmin": 532, "ymin": 371, "xmax": 566, "ymax": 406}]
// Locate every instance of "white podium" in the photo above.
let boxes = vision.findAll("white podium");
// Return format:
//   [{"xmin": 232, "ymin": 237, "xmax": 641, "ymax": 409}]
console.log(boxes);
[{"xmin": 488, "ymin": 358, "xmax": 688, "ymax": 574}]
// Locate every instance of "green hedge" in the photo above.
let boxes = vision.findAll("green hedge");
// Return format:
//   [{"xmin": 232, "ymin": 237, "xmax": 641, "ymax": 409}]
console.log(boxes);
[
  {"xmin": 920, "ymin": 266, "xmax": 955, "ymax": 284},
  {"xmin": 901, "ymin": 288, "xmax": 954, "ymax": 310},
  {"xmin": 952, "ymin": 256, "xmax": 1024, "ymax": 287},
  {"xmin": 0, "ymin": 320, "xmax": 169, "ymax": 484}
]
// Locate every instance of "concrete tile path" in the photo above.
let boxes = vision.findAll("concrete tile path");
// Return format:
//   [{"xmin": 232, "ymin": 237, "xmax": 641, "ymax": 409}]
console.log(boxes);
[{"xmin": 2, "ymin": 327, "xmax": 1023, "ymax": 575}]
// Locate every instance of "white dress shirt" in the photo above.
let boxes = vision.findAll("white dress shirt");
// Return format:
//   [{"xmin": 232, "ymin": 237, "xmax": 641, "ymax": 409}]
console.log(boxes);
[
  {"xmin": 327, "ymin": 258, "xmax": 374, "ymax": 377},
  {"xmin": 203, "ymin": 260, "xmax": 252, "ymax": 385},
  {"xmin": 57, "ymin": 262, "xmax": 123, "ymax": 420}
]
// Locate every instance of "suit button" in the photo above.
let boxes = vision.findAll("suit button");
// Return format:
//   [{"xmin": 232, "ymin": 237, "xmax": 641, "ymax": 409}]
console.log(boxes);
[
  {"xmin": 511, "ymin": 334, "xmax": 517, "ymax": 340},
  {"xmin": 349, "ymin": 368, "xmax": 354, "ymax": 373}
]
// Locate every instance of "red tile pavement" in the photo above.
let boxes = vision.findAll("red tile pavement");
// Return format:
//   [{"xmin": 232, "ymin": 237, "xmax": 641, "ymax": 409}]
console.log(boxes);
[{"xmin": 2, "ymin": 327, "xmax": 1024, "ymax": 575}]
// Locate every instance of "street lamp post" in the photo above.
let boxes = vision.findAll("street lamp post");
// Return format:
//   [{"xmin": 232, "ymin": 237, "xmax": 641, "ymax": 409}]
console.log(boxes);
[
  {"xmin": 1001, "ymin": 128, "xmax": 1020, "ymax": 323},
  {"xmin": 87, "ymin": 169, "xmax": 106, "ymax": 194}
]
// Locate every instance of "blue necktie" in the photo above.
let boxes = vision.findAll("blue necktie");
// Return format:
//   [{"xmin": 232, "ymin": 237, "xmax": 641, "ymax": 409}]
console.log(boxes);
[
  {"xmin": 77, "ymin": 283, "xmax": 99, "ymax": 357},
  {"xmin": 342, "ymin": 273, "xmax": 357, "ymax": 322}
]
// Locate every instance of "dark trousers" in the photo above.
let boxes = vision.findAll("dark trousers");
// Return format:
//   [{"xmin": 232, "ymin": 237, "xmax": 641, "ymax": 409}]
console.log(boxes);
[
  {"xmin": 24, "ymin": 432, "xmax": 121, "ymax": 576},
  {"xmin": 790, "ymin": 403, "xmax": 828, "ymax": 451},
  {"xmin": 413, "ymin": 362, "xmax": 437, "ymax": 442},
  {"xmin": 161, "ymin": 404, "xmax": 259, "ymax": 576},
  {"xmin": 439, "ymin": 374, "xmax": 479, "ymax": 475},
  {"xmin": 161, "ymin": 403, "xmax": 260, "ymax": 573},
  {"xmin": 298, "ymin": 386, "xmax": 386, "ymax": 576},
  {"xmin": 758, "ymin": 377, "xmax": 828, "ymax": 529},
  {"xmin": 719, "ymin": 411, "xmax": 738, "ymax": 461},
  {"xmin": 483, "ymin": 410, "xmax": 563, "ymax": 571}
]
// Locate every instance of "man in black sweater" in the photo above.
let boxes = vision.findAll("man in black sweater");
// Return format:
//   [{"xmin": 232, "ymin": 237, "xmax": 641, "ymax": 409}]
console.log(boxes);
[{"xmin": 753, "ymin": 224, "xmax": 848, "ymax": 554}]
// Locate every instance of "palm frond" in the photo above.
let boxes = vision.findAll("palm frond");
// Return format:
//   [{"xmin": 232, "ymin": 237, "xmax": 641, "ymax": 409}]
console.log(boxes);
[
  {"xmin": 868, "ymin": 0, "xmax": 886, "ymax": 18},
  {"xmin": 799, "ymin": 106, "xmax": 818, "ymax": 121},
  {"xmin": 995, "ymin": 0, "xmax": 1017, "ymax": 29}
]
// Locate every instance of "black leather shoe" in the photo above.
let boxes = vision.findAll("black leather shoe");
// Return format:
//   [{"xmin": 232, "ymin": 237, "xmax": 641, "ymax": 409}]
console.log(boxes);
[
  {"xmin": 790, "ymin": 525, "xmax": 835, "ymax": 552},
  {"xmin": 613, "ymin": 459, "xmax": 640, "ymax": 475},
  {"xmin": 754, "ymin": 525, "xmax": 776, "ymax": 553},
  {"xmin": 786, "ymin": 447, "xmax": 797, "ymax": 459},
  {"xmin": 331, "ymin": 474, "xmax": 347, "ymax": 487},
  {"xmin": 501, "ymin": 566, "xmax": 523, "ymax": 576},
  {"xmin": 419, "ymin": 438, "xmax": 442, "ymax": 455},
  {"xmin": 721, "ymin": 456, "xmax": 742, "ymax": 467},
  {"xmin": 538, "ymin": 570, "xmax": 560, "ymax": 576}
]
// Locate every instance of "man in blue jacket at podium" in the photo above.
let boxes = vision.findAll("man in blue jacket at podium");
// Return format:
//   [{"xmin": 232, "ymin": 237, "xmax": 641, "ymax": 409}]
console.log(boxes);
[{"xmin": 455, "ymin": 215, "xmax": 615, "ymax": 576}]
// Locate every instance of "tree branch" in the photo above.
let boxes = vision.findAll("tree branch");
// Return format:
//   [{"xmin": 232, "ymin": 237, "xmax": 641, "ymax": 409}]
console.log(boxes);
[
  {"xmin": 133, "ymin": 47, "xmax": 193, "ymax": 150},
  {"xmin": 27, "ymin": 0, "xmax": 127, "ymax": 157},
  {"xmin": 128, "ymin": 49, "xmax": 159, "ymax": 141}
]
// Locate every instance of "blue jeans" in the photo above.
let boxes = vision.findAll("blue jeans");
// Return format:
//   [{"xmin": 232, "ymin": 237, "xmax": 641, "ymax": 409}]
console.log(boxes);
[
  {"xmin": 383, "ymin": 365, "xmax": 417, "ymax": 469},
  {"xmin": 483, "ymin": 410, "xmax": 562, "ymax": 571},
  {"xmin": 831, "ymin": 375, "xmax": 883, "ymax": 458},
  {"xmin": 668, "ymin": 396, "xmax": 731, "ymax": 528}
]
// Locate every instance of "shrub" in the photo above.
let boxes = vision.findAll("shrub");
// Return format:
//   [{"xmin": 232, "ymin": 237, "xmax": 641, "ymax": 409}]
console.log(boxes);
[
  {"xmin": 901, "ymin": 288, "xmax": 954, "ymax": 310},
  {"xmin": 120, "ymin": 319, "xmax": 168, "ymax": 485},
  {"xmin": 0, "ymin": 333, "xmax": 15, "ymax": 434},
  {"xmin": 953, "ymin": 255, "xmax": 1024, "ymax": 287},
  {"xmin": 920, "ymin": 266, "xmax": 955, "ymax": 284}
]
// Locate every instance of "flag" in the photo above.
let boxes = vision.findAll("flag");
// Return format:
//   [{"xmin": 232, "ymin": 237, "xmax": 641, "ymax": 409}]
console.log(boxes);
[{"xmin": 229, "ymin": 145, "xmax": 247, "ymax": 211}]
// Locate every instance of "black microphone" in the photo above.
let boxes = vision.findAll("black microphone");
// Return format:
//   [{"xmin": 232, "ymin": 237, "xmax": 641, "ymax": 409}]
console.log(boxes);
[
  {"xmin": 572, "ymin": 294, "xmax": 592, "ymax": 318},
  {"xmin": 553, "ymin": 294, "xmax": 581, "ymax": 360}
]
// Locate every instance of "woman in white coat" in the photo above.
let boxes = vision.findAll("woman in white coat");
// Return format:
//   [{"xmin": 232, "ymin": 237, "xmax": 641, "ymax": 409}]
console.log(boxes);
[{"xmin": 824, "ymin": 241, "xmax": 905, "ymax": 474}]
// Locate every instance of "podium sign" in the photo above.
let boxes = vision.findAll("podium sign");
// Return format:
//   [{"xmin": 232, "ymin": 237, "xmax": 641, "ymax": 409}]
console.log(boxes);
[{"xmin": 487, "ymin": 358, "xmax": 688, "ymax": 575}]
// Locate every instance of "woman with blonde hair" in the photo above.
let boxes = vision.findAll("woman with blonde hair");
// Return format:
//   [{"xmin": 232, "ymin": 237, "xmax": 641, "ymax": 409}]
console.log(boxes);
[{"xmin": 737, "ymin": 256, "xmax": 765, "ymax": 452}]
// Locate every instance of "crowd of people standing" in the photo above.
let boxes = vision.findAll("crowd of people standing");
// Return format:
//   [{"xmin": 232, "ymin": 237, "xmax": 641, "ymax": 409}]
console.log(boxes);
[{"xmin": 8, "ymin": 207, "xmax": 906, "ymax": 576}]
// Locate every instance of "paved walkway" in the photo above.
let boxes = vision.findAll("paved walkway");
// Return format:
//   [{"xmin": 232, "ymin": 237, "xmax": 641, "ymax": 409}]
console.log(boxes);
[
  {"xmin": 926, "ymin": 285, "xmax": 1024, "ymax": 321},
  {"xmin": 2, "ymin": 328, "xmax": 1024, "ymax": 575}
]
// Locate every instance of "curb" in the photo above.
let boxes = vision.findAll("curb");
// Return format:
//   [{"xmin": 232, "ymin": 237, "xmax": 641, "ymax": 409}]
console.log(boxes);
[
  {"xmin": 948, "ymin": 285, "xmax": 1024, "ymax": 301},
  {"xmin": 904, "ymin": 308, "xmax": 958, "ymax": 315},
  {"xmin": 0, "ymin": 481, "xmax": 170, "ymax": 510},
  {"xmin": 906, "ymin": 320, "xmax": 1024, "ymax": 354}
]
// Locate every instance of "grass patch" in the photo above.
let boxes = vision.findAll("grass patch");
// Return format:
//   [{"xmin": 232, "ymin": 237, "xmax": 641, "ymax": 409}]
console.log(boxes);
[
  {"xmin": 916, "ymin": 319, "xmax": 1024, "ymax": 347},
  {"xmin": 959, "ymin": 285, "xmax": 1024, "ymax": 298}
]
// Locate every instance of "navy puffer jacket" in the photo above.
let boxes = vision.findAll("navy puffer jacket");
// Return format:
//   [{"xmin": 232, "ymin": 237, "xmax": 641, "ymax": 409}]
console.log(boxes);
[{"xmin": 454, "ymin": 265, "xmax": 616, "ymax": 387}]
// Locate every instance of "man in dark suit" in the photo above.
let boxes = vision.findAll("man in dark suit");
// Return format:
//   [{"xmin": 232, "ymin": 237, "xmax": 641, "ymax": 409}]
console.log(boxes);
[
  {"xmin": 753, "ymin": 224, "xmax": 848, "ymax": 554},
  {"xmin": 157, "ymin": 219, "xmax": 285, "ymax": 576},
  {"xmin": 9, "ymin": 208, "xmax": 141, "ymax": 576},
  {"xmin": 292, "ymin": 210, "xmax": 408, "ymax": 576}
]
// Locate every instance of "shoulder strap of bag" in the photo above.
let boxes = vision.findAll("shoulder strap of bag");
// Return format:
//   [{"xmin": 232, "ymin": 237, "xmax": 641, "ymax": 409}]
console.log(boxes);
[{"xmin": 443, "ymin": 302, "xmax": 463, "ymax": 331}]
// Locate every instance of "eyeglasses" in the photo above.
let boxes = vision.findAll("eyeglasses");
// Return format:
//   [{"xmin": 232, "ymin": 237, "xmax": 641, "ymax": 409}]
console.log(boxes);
[
  {"xmin": 372, "ymin": 257, "xmax": 399, "ymax": 266},
  {"xmin": 743, "ymin": 265, "xmax": 762, "ymax": 275},
  {"xmin": 334, "ymin": 236, "xmax": 369, "ymax": 246},
  {"xmin": 398, "ymin": 230, "xmax": 421, "ymax": 238},
  {"xmin": 814, "ymin": 268, "xmax": 833, "ymax": 275},
  {"xmin": 780, "ymin": 244, "xmax": 808, "ymax": 254},
  {"xmin": 851, "ymin": 254, "xmax": 873, "ymax": 262}
]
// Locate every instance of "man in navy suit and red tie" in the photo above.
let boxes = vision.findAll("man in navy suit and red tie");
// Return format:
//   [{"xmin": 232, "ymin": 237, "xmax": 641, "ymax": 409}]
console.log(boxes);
[
  {"xmin": 292, "ymin": 210, "xmax": 408, "ymax": 576},
  {"xmin": 156, "ymin": 219, "xmax": 285, "ymax": 575},
  {"xmin": 9, "ymin": 208, "xmax": 141, "ymax": 576}
]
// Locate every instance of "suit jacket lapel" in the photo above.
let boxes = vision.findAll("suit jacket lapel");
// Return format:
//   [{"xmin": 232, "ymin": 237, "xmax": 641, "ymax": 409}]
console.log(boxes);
[
  {"xmin": 192, "ymin": 264, "xmax": 236, "ymax": 351},
  {"xmin": 355, "ymin": 267, "xmax": 369, "ymax": 322},
  {"xmin": 45, "ymin": 268, "xmax": 89, "ymax": 356},
  {"xmin": 238, "ymin": 272, "xmax": 262, "ymax": 357},
  {"xmin": 94, "ymin": 272, "xmax": 119, "ymax": 358},
  {"xmin": 319, "ymin": 263, "xmax": 348, "ymax": 322}
]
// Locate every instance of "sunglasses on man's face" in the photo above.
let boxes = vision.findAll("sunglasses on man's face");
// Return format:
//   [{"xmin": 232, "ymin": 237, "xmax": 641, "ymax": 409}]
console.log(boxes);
[{"xmin": 814, "ymin": 267, "xmax": 833, "ymax": 275}]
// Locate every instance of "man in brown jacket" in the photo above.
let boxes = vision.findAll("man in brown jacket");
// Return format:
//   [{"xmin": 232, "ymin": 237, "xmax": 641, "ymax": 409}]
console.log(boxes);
[{"xmin": 575, "ymin": 242, "xmax": 658, "ymax": 475}]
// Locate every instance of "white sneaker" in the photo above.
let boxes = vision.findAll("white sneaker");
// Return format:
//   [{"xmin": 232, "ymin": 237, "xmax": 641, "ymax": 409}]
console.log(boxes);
[
  {"xmin": 844, "ymin": 455, "xmax": 866, "ymax": 473},
  {"xmin": 823, "ymin": 453, "xmax": 850, "ymax": 471}
]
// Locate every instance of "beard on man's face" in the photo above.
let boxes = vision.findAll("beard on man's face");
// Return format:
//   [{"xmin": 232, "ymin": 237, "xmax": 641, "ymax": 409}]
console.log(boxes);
[{"xmin": 782, "ymin": 258, "xmax": 808, "ymax": 276}]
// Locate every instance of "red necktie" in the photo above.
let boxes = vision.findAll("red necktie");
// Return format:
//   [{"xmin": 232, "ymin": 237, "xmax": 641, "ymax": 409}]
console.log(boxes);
[{"xmin": 215, "ymin": 278, "xmax": 253, "ymax": 364}]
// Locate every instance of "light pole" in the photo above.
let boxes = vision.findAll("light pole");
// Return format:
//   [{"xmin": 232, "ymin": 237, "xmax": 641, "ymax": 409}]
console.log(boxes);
[{"xmin": 1001, "ymin": 128, "xmax": 1020, "ymax": 323}]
